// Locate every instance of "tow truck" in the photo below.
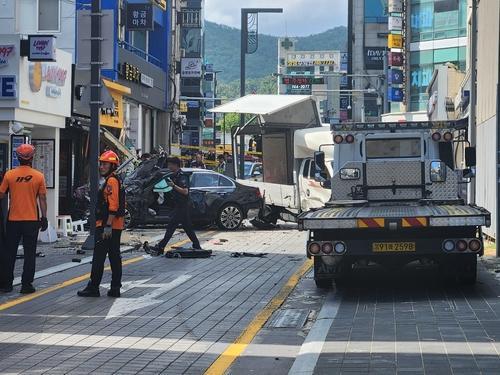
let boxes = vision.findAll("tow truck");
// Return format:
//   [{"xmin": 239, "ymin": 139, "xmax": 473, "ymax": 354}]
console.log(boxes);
[{"xmin": 298, "ymin": 117, "xmax": 491, "ymax": 287}]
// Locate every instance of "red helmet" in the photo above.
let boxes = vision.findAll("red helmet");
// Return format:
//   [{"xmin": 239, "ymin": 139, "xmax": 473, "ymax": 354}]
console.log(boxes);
[
  {"xmin": 16, "ymin": 144, "xmax": 35, "ymax": 161},
  {"xmin": 99, "ymin": 150, "xmax": 120, "ymax": 165}
]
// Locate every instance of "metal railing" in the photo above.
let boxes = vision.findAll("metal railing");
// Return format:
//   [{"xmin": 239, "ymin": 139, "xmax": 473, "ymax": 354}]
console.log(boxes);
[{"xmin": 118, "ymin": 41, "xmax": 163, "ymax": 69}]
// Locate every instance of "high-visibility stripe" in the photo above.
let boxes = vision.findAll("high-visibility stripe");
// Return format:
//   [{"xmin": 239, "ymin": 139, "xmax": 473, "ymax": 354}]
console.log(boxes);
[
  {"xmin": 402, "ymin": 217, "xmax": 428, "ymax": 228},
  {"xmin": 357, "ymin": 218, "xmax": 385, "ymax": 228}
]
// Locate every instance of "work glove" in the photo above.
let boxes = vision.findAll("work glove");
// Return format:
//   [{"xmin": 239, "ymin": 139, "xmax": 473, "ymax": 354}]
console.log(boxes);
[
  {"xmin": 40, "ymin": 217, "xmax": 48, "ymax": 232},
  {"xmin": 103, "ymin": 226, "xmax": 113, "ymax": 240}
]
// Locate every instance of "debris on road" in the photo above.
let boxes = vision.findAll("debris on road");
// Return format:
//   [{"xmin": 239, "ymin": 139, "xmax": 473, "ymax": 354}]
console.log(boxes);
[{"xmin": 231, "ymin": 252, "xmax": 268, "ymax": 258}]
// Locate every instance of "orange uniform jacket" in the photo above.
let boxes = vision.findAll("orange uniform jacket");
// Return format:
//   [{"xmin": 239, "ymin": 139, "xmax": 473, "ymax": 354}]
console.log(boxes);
[
  {"xmin": 0, "ymin": 166, "xmax": 47, "ymax": 221},
  {"xmin": 96, "ymin": 176, "xmax": 124, "ymax": 230}
]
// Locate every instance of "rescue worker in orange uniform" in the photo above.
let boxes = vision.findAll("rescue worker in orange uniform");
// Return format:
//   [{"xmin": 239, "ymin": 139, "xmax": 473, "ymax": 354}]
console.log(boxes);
[
  {"xmin": 78, "ymin": 150, "xmax": 124, "ymax": 298},
  {"xmin": 0, "ymin": 144, "xmax": 48, "ymax": 294}
]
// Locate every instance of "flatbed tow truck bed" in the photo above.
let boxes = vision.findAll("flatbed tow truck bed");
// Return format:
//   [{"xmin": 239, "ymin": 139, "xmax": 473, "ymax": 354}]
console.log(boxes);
[{"xmin": 299, "ymin": 203, "xmax": 491, "ymax": 230}]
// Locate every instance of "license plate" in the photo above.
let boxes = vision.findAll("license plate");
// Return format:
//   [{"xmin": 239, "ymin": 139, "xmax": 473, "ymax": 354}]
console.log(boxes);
[{"xmin": 372, "ymin": 242, "xmax": 416, "ymax": 252}]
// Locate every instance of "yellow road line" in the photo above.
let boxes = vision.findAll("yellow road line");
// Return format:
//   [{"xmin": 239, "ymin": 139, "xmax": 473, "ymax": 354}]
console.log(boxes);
[
  {"xmin": 0, "ymin": 231, "xmax": 217, "ymax": 312},
  {"xmin": 205, "ymin": 258, "xmax": 313, "ymax": 375},
  {"xmin": 0, "ymin": 256, "xmax": 143, "ymax": 312}
]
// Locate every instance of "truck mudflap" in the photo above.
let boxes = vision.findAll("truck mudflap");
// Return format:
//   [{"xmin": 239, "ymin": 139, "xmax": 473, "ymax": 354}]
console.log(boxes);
[{"xmin": 298, "ymin": 204, "xmax": 491, "ymax": 230}]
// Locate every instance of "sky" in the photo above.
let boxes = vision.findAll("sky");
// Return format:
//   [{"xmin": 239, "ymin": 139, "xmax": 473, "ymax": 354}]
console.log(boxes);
[{"xmin": 204, "ymin": 0, "xmax": 348, "ymax": 37}]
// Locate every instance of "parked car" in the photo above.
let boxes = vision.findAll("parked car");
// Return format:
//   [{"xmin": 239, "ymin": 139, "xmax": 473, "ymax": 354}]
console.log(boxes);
[{"xmin": 124, "ymin": 167, "xmax": 263, "ymax": 230}]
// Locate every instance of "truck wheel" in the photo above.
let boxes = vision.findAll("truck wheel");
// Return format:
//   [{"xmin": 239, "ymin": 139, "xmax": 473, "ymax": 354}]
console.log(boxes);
[
  {"xmin": 458, "ymin": 256, "xmax": 477, "ymax": 285},
  {"xmin": 315, "ymin": 278, "xmax": 332, "ymax": 289}
]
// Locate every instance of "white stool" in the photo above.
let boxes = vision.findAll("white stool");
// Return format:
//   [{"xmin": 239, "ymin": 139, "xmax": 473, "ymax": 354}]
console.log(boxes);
[
  {"xmin": 72, "ymin": 220, "xmax": 87, "ymax": 233},
  {"xmin": 57, "ymin": 215, "xmax": 73, "ymax": 237}
]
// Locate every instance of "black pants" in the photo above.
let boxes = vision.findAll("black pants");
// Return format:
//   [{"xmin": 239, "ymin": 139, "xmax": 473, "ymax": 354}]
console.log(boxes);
[
  {"xmin": 1, "ymin": 221, "xmax": 40, "ymax": 287},
  {"xmin": 89, "ymin": 227, "xmax": 122, "ymax": 289},
  {"xmin": 158, "ymin": 206, "xmax": 200, "ymax": 250}
]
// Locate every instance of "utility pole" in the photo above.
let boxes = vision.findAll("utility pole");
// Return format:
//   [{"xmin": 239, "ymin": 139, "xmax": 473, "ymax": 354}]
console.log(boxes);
[{"xmin": 83, "ymin": 0, "xmax": 102, "ymax": 250}]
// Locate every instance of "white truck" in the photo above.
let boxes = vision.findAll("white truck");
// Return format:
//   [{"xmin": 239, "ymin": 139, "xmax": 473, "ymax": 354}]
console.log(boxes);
[
  {"xmin": 211, "ymin": 95, "xmax": 333, "ymax": 225},
  {"xmin": 298, "ymin": 117, "xmax": 491, "ymax": 287}
]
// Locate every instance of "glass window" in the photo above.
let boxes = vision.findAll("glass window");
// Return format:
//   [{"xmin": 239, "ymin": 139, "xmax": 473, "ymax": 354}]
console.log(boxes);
[
  {"xmin": 38, "ymin": 0, "xmax": 59, "ymax": 31},
  {"xmin": 303, "ymin": 160, "xmax": 311, "ymax": 178},
  {"xmin": 219, "ymin": 176, "xmax": 233, "ymax": 187},
  {"xmin": 434, "ymin": 47, "xmax": 458, "ymax": 64},
  {"xmin": 191, "ymin": 173, "xmax": 219, "ymax": 188},
  {"xmin": 364, "ymin": 0, "xmax": 388, "ymax": 23},
  {"xmin": 366, "ymin": 139, "xmax": 422, "ymax": 159}
]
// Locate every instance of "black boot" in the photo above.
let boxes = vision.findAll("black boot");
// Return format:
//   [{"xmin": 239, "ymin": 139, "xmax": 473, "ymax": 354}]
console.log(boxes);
[
  {"xmin": 193, "ymin": 243, "xmax": 202, "ymax": 250},
  {"xmin": 0, "ymin": 285, "xmax": 13, "ymax": 293},
  {"xmin": 20, "ymin": 284, "xmax": 36, "ymax": 294},
  {"xmin": 107, "ymin": 288, "xmax": 121, "ymax": 298},
  {"xmin": 77, "ymin": 285, "xmax": 100, "ymax": 297}
]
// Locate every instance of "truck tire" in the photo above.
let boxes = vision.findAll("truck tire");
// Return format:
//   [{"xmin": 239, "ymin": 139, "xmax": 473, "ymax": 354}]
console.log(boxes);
[
  {"xmin": 315, "ymin": 278, "xmax": 333, "ymax": 289},
  {"xmin": 458, "ymin": 255, "xmax": 477, "ymax": 285}
]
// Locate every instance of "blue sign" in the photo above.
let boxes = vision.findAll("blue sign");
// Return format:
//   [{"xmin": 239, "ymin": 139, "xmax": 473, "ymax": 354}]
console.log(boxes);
[
  {"xmin": 0, "ymin": 76, "xmax": 17, "ymax": 99},
  {"xmin": 388, "ymin": 69, "xmax": 404, "ymax": 85},
  {"xmin": 187, "ymin": 101, "xmax": 200, "ymax": 109},
  {"xmin": 365, "ymin": 0, "xmax": 388, "ymax": 23},
  {"xmin": 388, "ymin": 87, "xmax": 404, "ymax": 102},
  {"xmin": 11, "ymin": 135, "xmax": 26, "ymax": 168}
]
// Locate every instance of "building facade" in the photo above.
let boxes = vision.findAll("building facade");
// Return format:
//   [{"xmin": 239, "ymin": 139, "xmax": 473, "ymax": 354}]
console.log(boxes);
[
  {"xmin": 0, "ymin": 1, "xmax": 75, "ymax": 226},
  {"xmin": 179, "ymin": 0, "xmax": 205, "ymax": 147},
  {"xmin": 408, "ymin": 0, "xmax": 468, "ymax": 111},
  {"xmin": 475, "ymin": 0, "xmax": 500, "ymax": 240},
  {"xmin": 348, "ymin": 0, "xmax": 388, "ymax": 122},
  {"xmin": 278, "ymin": 38, "xmax": 346, "ymax": 123}
]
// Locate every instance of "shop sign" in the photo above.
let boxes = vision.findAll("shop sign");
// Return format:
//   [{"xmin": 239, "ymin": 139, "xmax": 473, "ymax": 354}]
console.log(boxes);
[
  {"xmin": 187, "ymin": 101, "xmax": 199, "ymax": 109},
  {"xmin": 388, "ymin": 52, "xmax": 404, "ymax": 66},
  {"xmin": 100, "ymin": 91, "xmax": 122, "ymax": 129},
  {"xmin": 181, "ymin": 58, "xmax": 202, "ymax": 78},
  {"xmin": 126, "ymin": 3, "xmax": 154, "ymax": 31},
  {"xmin": 427, "ymin": 91, "xmax": 438, "ymax": 117},
  {"xmin": 29, "ymin": 62, "xmax": 68, "ymax": 98},
  {"xmin": 388, "ymin": 87, "xmax": 404, "ymax": 102},
  {"xmin": 388, "ymin": 0, "xmax": 403, "ymax": 13},
  {"xmin": 180, "ymin": 101, "xmax": 188, "ymax": 112},
  {"xmin": 364, "ymin": 47, "xmax": 386, "ymax": 70},
  {"xmin": 287, "ymin": 59, "xmax": 335, "ymax": 67},
  {"xmin": 388, "ymin": 34, "xmax": 403, "ymax": 49},
  {"xmin": 120, "ymin": 62, "xmax": 141, "ymax": 83},
  {"xmin": 388, "ymin": 69, "xmax": 404, "ymax": 85},
  {"xmin": 140, "ymin": 73, "xmax": 154, "ymax": 88},
  {"xmin": 0, "ymin": 45, "xmax": 15, "ymax": 68},
  {"xmin": 28, "ymin": 35, "xmax": 56, "ymax": 62},
  {"xmin": 388, "ymin": 16, "xmax": 403, "ymax": 31},
  {"xmin": 0, "ymin": 75, "xmax": 17, "ymax": 99}
]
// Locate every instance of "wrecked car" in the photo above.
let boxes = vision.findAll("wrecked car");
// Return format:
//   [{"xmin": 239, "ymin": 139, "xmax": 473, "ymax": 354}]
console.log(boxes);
[{"xmin": 123, "ymin": 163, "xmax": 263, "ymax": 230}]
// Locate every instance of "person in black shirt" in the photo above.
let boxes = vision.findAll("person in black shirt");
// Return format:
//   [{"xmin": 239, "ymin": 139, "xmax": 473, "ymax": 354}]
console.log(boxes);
[
  {"xmin": 190, "ymin": 152, "xmax": 206, "ymax": 169},
  {"xmin": 154, "ymin": 157, "xmax": 201, "ymax": 254}
]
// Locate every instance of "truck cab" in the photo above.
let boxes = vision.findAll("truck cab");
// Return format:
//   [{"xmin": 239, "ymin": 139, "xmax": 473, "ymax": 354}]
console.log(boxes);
[{"xmin": 299, "ymin": 118, "xmax": 491, "ymax": 287}]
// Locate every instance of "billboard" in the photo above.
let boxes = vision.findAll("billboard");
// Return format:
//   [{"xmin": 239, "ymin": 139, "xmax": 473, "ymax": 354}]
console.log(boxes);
[
  {"xmin": 365, "ymin": 47, "xmax": 386, "ymax": 70},
  {"xmin": 365, "ymin": 0, "xmax": 388, "ymax": 23}
]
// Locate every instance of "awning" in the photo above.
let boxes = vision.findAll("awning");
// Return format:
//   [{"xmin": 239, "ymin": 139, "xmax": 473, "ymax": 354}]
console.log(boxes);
[
  {"xmin": 101, "ymin": 127, "xmax": 136, "ymax": 161},
  {"xmin": 210, "ymin": 94, "xmax": 322, "ymax": 129}
]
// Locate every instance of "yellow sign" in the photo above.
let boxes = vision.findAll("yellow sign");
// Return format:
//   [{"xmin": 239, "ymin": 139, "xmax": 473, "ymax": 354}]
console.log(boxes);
[
  {"xmin": 180, "ymin": 101, "xmax": 188, "ymax": 113},
  {"xmin": 100, "ymin": 79, "xmax": 131, "ymax": 129},
  {"xmin": 151, "ymin": 0, "xmax": 167, "ymax": 11},
  {"xmin": 388, "ymin": 34, "xmax": 403, "ymax": 49},
  {"xmin": 287, "ymin": 60, "xmax": 335, "ymax": 67}
]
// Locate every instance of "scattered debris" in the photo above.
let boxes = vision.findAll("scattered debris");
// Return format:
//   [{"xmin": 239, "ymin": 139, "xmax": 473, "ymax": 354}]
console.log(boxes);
[
  {"xmin": 231, "ymin": 252, "xmax": 268, "ymax": 258},
  {"xmin": 165, "ymin": 248, "xmax": 213, "ymax": 259},
  {"xmin": 76, "ymin": 249, "xmax": 86, "ymax": 255},
  {"xmin": 72, "ymin": 258, "xmax": 82, "ymax": 263}
]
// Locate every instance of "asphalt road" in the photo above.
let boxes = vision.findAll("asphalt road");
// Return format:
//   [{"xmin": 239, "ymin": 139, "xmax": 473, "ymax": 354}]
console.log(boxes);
[{"xmin": 1, "ymin": 227, "xmax": 500, "ymax": 375}]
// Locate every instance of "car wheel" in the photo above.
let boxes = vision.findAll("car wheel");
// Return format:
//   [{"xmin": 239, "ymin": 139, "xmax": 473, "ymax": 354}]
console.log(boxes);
[
  {"xmin": 217, "ymin": 204, "xmax": 244, "ymax": 230},
  {"xmin": 124, "ymin": 209, "xmax": 135, "ymax": 229}
]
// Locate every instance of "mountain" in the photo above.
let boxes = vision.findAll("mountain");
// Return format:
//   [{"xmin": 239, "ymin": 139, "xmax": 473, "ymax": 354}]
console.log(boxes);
[{"xmin": 205, "ymin": 21, "xmax": 347, "ymax": 83}]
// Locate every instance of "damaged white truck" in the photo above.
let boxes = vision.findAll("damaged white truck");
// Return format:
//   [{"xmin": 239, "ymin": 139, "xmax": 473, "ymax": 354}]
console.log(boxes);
[{"xmin": 298, "ymin": 118, "xmax": 491, "ymax": 287}]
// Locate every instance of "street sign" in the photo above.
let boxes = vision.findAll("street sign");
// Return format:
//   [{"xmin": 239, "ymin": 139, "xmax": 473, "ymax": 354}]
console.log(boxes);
[{"xmin": 126, "ymin": 3, "xmax": 154, "ymax": 31}]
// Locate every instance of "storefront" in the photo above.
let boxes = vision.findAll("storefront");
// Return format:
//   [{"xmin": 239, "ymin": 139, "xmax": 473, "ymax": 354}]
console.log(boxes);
[{"xmin": 0, "ymin": 35, "xmax": 72, "ymax": 226}]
